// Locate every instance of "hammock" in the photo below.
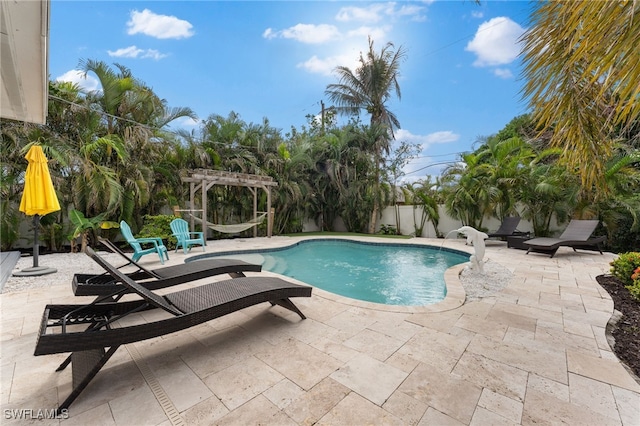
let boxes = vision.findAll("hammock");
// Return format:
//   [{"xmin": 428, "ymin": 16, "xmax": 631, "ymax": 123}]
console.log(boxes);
[
  {"xmin": 178, "ymin": 210, "xmax": 267, "ymax": 234},
  {"xmin": 208, "ymin": 212, "xmax": 267, "ymax": 234}
]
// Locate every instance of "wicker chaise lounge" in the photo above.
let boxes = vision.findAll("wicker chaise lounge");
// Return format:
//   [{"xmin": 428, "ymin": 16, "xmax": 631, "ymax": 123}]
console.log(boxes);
[
  {"xmin": 72, "ymin": 238, "xmax": 262, "ymax": 296},
  {"xmin": 34, "ymin": 248, "xmax": 312, "ymax": 414},
  {"xmin": 523, "ymin": 219, "xmax": 605, "ymax": 258}
]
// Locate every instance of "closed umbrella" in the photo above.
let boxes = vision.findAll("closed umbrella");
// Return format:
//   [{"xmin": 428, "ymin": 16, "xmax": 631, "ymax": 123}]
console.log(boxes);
[{"xmin": 14, "ymin": 145, "xmax": 60, "ymax": 276}]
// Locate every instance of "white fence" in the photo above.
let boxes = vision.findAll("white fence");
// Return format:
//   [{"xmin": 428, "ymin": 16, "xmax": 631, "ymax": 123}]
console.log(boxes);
[{"xmin": 303, "ymin": 204, "xmax": 562, "ymax": 237}]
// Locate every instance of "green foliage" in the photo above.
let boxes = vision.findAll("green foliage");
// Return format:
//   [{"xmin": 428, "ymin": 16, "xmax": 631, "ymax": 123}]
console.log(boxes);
[
  {"xmin": 610, "ymin": 252, "xmax": 640, "ymax": 286},
  {"xmin": 628, "ymin": 267, "xmax": 640, "ymax": 301},
  {"xmin": 378, "ymin": 224, "xmax": 397, "ymax": 235},
  {"xmin": 68, "ymin": 209, "xmax": 119, "ymax": 252},
  {"xmin": 137, "ymin": 215, "xmax": 177, "ymax": 250},
  {"xmin": 0, "ymin": 201, "xmax": 20, "ymax": 251}
]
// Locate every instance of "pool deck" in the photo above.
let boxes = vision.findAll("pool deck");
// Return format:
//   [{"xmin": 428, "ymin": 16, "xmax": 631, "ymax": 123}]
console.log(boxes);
[{"xmin": 1, "ymin": 236, "xmax": 639, "ymax": 425}]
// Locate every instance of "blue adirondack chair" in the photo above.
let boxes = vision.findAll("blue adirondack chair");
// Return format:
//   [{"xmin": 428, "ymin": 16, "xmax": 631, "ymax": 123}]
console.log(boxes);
[
  {"xmin": 119, "ymin": 220, "xmax": 169, "ymax": 264},
  {"xmin": 170, "ymin": 218, "xmax": 206, "ymax": 254}
]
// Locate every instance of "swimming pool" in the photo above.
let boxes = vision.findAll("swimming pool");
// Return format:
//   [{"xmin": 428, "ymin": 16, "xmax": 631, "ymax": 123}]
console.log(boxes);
[{"xmin": 188, "ymin": 239, "xmax": 469, "ymax": 306}]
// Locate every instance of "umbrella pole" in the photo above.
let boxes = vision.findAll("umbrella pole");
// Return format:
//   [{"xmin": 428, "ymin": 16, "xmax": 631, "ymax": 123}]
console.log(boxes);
[
  {"xmin": 33, "ymin": 215, "xmax": 40, "ymax": 267},
  {"xmin": 13, "ymin": 214, "xmax": 56, "ymax": 277}
]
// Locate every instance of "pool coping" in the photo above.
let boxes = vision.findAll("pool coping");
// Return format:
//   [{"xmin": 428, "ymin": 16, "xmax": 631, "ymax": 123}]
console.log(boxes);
[{"xmin": 187, "ymin": 235, "xmax": 472, "ymax": 314}]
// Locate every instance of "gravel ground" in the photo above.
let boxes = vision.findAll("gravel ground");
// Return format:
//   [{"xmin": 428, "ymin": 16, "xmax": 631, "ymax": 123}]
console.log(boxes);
[
  {"xmin": 4, "ymin": 252, "xmax": 513, "ymax": 302},
  {"xmin": 3, "ymin": 251, "xmax": 123, "ymax": 293},
  {"xmin": 458, "ymin": 259, "xmax": 513, "ymax": 302}
]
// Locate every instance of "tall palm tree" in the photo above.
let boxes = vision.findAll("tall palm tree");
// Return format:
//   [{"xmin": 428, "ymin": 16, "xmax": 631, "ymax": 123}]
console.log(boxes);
[
  {"xmin": 325, "ymin": 37, "xmax": 406, "ymax": 233},
  {"xmin": 521, "ymin": 1, "xmax": 640, "ymax": 200}
]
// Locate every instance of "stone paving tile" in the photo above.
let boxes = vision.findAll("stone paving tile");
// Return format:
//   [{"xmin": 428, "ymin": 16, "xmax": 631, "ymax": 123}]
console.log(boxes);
[
  {"xmin": 406, "ymin": 310, "xmax": 463, "ymax": 332},
  {"xmin": 215, "ymin": 395, "xmax": 297, "ymax": 426},
  {"xmin": 308, "ymin": 335, "xmax": 361, "ymax": 363},
  {"xmin": 202, "ymin": 356, "xmax": 284, "ymax": 411},
  {"xmin": 316, "ymin": 392, "xmax": 403, "ymax": 426},
  {"xmin": 257, "ymin": 337, "xmax": 343, "ymax": 391},
  {"xmin": 568, "ymin": 373, "xmax": 620, "ymax": 421},
  {"xmin": 367, "ymin": 316, "xmax": 423, "ymax": 342},
  {"xmin": 398, "ymin": 328, "xmax": 470, "ymax": 372},
  {"xmin": 262, "ymin": 379, "xmax": 304, "ymax": 410},
  {"xmin": 330, "ymin": 353, "xmax": 407, "ymax": 406},
  {"xmin": 418, "ymin": 407, "xmax": 466, "ymax": 425},
  {"xmin": 467, "ymin": 334, "xmax": 568, "ymax": 384},
  {"xmin": 145, "ymin": 352, "xmax": 213, "ymax": 413},
  {"xmin": 382, "ymin": 390, "xmax": 428, "ymax": 425},
  {"xmin": 454, "ymin": 313, "xmax": 508, "ymax": 340},
  {"xmin": 342, "ymin": 328, "xmax": 405, "ymax": 361},
  {"xmin": 611, "ymin": 386, "xmax": 640, "ymax": 426},
  {"xmin": 108, "ymin": 385, "xmax": 166, "ymax": 426},
  {"xmin": 534, "ymin": 324, "xmax": 601, "ymax": 356},
  {"xmin": 181, "ymin": 326, "xmax": 273, "ymax": 378},
  {"xmin": 522, "ymin": 388, "xmax": 621, "ymax": 425},
  {"xmin": 567, "ymin": 350, "xmax": 640, "ymax": 393},
  {"xmin": 469, "ymin": 406, "xmax": 517, "ymax": 426},
  {"xmin": 62, "ymin": 357, "xmax": 147, "ymax": 417},
  {"xmin": 181, "ymin": 396, "xmax": 229, "ymax": 425},
  {"xmin": 398, "ymin": 363, "xmax": 482, "ymax": 424},
  {"xmin": 526, "ymin": 374, "xmax": 570, "ymax": 402},
  {"xmin": 451, "ymin": 352, "xmax": 528, "ymax": 401},
  {"xmin": 61, "ymin": 403, "xmax": 115, "ymax": 426},
  {"xmin": 284, "ymin": 378, "xmax": 350, "ymax": 425}
]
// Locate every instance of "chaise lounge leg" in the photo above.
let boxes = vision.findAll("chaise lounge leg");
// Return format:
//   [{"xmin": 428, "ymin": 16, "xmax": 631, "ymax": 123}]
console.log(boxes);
[
  {"xmin": 271, "ymin": 298, "xmax": 306, "ymax": 319},
  {"xmin": 56, "ymin": 346, "xmax": 120, "ymax": 415}
]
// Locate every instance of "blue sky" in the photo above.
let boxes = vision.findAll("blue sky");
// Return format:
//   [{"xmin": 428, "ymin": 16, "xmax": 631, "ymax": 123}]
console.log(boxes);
[{"xmin": 50, "ymin": 1, "xmax": 532, "ymax": 179}]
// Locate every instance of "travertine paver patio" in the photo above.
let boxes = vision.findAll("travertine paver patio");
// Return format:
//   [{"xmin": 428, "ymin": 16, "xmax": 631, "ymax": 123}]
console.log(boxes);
[{"xmin": 1, "ymin": 236, "xmax": 639, "ymax": 425}]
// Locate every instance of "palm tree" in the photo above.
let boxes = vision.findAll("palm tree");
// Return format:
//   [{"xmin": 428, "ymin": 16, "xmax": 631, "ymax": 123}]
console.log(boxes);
[
  {"xmin": 521, "ymin": 1, "xmax": 640, "ymax": 200},
  {"xmin": 325, "ymin": 37, "xmax": 406, "ymax": 233}
]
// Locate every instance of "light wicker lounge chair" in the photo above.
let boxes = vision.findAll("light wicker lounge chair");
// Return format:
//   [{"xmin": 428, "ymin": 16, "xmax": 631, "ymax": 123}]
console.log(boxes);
[
  {"xmin": 34, "ymin": 247, "xmax": 311, "ymax": 414},
  {"xmin": 523, "ymin": 219, "xmax": 605, "ymax": 258}
]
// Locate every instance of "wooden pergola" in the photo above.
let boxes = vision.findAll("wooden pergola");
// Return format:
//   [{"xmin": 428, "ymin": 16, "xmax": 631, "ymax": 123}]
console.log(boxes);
[{"xmin": 180, "ymin": 169, "xmax": 278, "ymax": 238}]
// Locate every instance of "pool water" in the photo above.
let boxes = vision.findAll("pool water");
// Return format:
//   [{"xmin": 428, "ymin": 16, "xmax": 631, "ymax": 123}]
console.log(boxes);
[{"xmin": 199, "ymin": 239, "xmax": 469, "ymax": 306}]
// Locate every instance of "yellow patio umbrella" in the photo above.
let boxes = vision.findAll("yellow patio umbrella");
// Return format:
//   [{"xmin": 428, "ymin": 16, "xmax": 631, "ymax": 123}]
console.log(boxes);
[{"xmin": 14, "ymin": 145, "xmax": 60, "ymax": 276}]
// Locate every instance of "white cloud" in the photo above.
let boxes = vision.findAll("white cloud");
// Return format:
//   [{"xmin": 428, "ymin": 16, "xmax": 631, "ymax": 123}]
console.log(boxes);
[
  {"xmin": 493, "ymin": 68, "xmax": 513, "ymax": 79},
  {"xmin": 336, "ymin": 4, "xmax": 390, "ymax": 23},
  {"xmin": 465, "ymin": 17, "xmax": 525, "ymax": 67},
  {"xmin": 397, "ymin": 129, "xmax": 460, "ymax": 149},
  {"xmin": 171, "ymin": 116, "xmax": 200, "ymax": 128},
  {"xmin": 471, "ymin": 11, "xmax": 484, "ymax": 19},
  {"xmin": 108, "ymin": 46, "xmax": 143, "ymax": 58},
  {"xmin": 346, "ymin": 26, "xmax": 389, "ymax": 41},
  {"xmin": 297, "ymin": 53, "xmax": 359, "ymax": 76},
  {"xmin": 127, "ymin": 9, "xmax": 194, "ymax": 39},
  {"xmin": 263, "ymin": 24, "xmax": 341, "ymax": 44},
  {"xmin": 108, "ymin": 45, "xmax": 168, "ymax": 60},
  {"xmin": 55, "ymin": 70, "xmax": 100, "ymax": 93},
  {"xmin": 336, "ymin": 3, "xmax": 425, "ymax": 23}
]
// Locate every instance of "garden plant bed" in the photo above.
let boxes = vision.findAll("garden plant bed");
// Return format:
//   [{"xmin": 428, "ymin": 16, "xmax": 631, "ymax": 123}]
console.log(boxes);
[{"xmin": 597, "ymin": 275, "xmax": 640, "ymax": 379}]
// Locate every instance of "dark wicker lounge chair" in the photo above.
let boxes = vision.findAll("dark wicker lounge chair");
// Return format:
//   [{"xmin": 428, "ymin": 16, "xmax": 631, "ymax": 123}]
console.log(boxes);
[
  {"xmin": 72, "ymin": 238, "xmax": 261, "ymax": 296},
  {"xmin": 34, "ymin": 248, "xmax": 311, "ymax": 414},
  {"xmin": 487, "ymin": 216, "xmax": 528, "ymax": 239},
  {"xmin": 523, "ymin": 219, "xmax": 605, "ymax": 258}
]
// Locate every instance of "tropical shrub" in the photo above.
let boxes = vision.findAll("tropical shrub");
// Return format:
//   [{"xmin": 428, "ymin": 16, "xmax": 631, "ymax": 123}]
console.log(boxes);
[
  {"xmin": 610, "ymin": 252, "xmax": 640, "ymax": 286},
  {"xmin": 137, "ymin": 215, "xmax": 177, "ymax": 250},
  {"xmin": 629, "ymin": 267, "xmax": 640, "ymax": 300}
]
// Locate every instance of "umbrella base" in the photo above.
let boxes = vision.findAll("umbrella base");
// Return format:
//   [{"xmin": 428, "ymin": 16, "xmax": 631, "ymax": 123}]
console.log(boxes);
[{"xmin": 13, "ymin": 266, "xmax": 57, "ymax": 277}]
